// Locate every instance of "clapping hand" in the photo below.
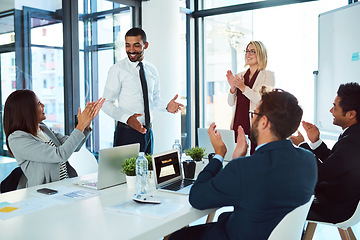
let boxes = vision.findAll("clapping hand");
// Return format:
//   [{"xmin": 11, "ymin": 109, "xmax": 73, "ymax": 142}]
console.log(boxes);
[
  {"xmin": 234, "ymin": 74, "xmax": 246, "ymax": 93},
  {"xmin": 76, "ymin": 98, "xmax": 105, "ymax": 132},
  {"xmin": 302, "ymin": 121, "xmax": 320, "ymax": 143},
  {"xmin": 290, "ymin": 130, "xmax": 305, "ymax": 146},
  {"xmin": 226, "ymin": 70, "xmax": 237, "ymax": 93},
  {"xmin": 207, "ymin": 122, "xmax": 227, "ymax": 158},
  {"xmin": 232, "ymin": 125, "xmax": 248, "ymax": 159}
]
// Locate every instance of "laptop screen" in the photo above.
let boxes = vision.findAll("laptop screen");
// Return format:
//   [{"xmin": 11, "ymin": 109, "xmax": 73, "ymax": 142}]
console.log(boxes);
[{"xmin": 153, "ymin": 150, "xmax": 181, "ymax": 184}]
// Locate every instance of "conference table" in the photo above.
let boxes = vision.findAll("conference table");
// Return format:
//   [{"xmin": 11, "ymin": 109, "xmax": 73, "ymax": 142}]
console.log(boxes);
[{"xmin": 0, "ymin": 173, "xmax": 216, "ymax": 240}]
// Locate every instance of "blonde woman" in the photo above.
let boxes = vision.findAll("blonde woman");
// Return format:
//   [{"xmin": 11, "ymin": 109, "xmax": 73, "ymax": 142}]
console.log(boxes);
[{"xmin": 226, "ymin": 41, "xmax": 275, "ymax": 154}]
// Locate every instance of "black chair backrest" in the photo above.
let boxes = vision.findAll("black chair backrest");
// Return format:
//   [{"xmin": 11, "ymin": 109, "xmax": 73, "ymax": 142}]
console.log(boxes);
[{"xmin": 0, "ymin": 167, "xmax": 24, "ymax": 193}]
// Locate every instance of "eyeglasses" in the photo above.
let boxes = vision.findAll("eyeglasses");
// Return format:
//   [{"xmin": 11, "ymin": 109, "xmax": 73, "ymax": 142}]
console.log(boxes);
[
  {"xmin": 244, "ymin": 50, "xmax": 256, "ymax": 55},
  {"xmin": 249, "ymin": 111, "xmax": 263, "ymax": 119}
]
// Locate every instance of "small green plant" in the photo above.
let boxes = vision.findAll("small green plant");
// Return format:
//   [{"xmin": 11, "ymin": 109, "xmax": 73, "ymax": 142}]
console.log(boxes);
[
  {"xmin": 145, "ymin": 153, "xmax": 153, "ymax": 171},
  {"xmin": 122, "ymin": 157, "xmax": 136, "ymax": 176},
  {"xmin": 184, "ymin": 147, "xmax": 206, "ymax": 162}
]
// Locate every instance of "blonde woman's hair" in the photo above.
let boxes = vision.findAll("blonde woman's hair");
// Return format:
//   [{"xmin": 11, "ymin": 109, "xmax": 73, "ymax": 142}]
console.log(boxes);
[{"xmin": 244, "ymin": 41, "xmax": 268, "ymax": 71}]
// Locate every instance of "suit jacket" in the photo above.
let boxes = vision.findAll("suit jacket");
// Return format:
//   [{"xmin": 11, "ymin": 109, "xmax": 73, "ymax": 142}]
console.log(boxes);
[
  {"xmin": 300, "ymin": 122, "xmax": 360, "ymax": 223},
  {"xmin": 189, "ymin": 140, "xmax": 317, "ymax": 240},
  {"xmin": 8, "ymin": 122, "xmax": 91, "ymax": 187}
]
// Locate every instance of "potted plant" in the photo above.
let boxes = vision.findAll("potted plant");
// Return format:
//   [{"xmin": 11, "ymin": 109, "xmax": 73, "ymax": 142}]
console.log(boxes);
[
  {"xmin": 145, "ymin": 153, "xmax": 154, "ymax": 183},
  {"xmin": 122, "ymin": 157, "xmax": 136, "ymax": 188},
  {"xmin": 184, "ymin": 147, "xmax": 206, "ymax": 162},
  {"xmin": 145, "ymin": 153, "xmax": 153, "ymax": 171},
  {"xmin": 183, "ymin": 147, "xmax": 206, "ymax": 179}
]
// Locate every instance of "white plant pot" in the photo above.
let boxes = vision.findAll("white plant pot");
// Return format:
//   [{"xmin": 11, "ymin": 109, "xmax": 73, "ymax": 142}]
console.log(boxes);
[{"xmin": 126, "ymin": 175, "xmax": 136, "ymax": 189}]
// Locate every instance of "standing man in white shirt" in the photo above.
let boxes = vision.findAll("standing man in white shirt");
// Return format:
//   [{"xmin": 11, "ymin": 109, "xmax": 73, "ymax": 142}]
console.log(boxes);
[{"xmin": 102, "ymin": 28, "xmax": 183, "ymax": 154}]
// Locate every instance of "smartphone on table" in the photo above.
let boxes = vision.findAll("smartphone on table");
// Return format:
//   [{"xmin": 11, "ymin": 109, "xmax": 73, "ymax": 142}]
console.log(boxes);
[{"xmin": 37, "ymin": 188, "xmax": 58, "ymax": 195}]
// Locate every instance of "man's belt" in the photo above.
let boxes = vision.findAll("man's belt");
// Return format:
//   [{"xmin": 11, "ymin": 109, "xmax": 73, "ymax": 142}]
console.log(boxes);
[{"xmin": 117, "ymin": 121, "xmax": 152, "ymax": 130}]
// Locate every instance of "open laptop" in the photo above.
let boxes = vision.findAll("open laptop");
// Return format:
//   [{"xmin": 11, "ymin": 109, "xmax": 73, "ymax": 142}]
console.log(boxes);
[
  {"xmin": 197, "ymin": 128, "xmax": 237, "ymax": 161},
  {"xmin": 74, "ymin": 143, "xmax": 140, "ymax": 190},
  {"xmin": 152, "ymin": 149, "xmax": 195, "ymax": 195}
]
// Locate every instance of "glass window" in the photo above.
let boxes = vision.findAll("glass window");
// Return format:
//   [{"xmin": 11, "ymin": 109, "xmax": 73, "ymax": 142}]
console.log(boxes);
[
  {"xmin": 179, "ymin": 0, "xmax": 186, "ymax": 8},
  {"xmin": 96, "ymin": 0, "xmax": 114, "ymax": 12},
  {"xmin": 179, "ymin": 12, "xmax": 188, "ymax": 149},
  {"xmin": 79, "ymin": 2, "xmax": 132, "ymax": 150},
  {"xmin": 31, "ymin": 19, "xmax": 63, "ymax": 47},
  {"xmin": 202, "ymin": 0, "xmax": 347, "ymax": 129},
  {"xmin": 113, "ymin": 12, "xmax": 131, "ymax": 62},
  {"xmin": 0, "ymin": 14, "xmax": 15, "ymax": 45},
  {"xmin": 32, "ymin": 46, "xmax": 64, "ymax": 134},
  {"xmin": 97, "ymin": 16, "xmax": 114, "ymax": 45},
  {"xmin": 30, "ymin": 16, "xmax": 64, "ymax": 134},
  {"xmin": 98, "ymin": 49, "xmax": 115, "ymax": 149},
  {"xmin": 203, "ymin": 0, "xmax": 263, "ymax": 9},
  {"xmin": 97, "ymin": 12, "xmax": 131, "ymax": 46},
  {"xmin": 0, "ymin": 32, "xmax": 14, "ymax": 45},
  {"xmin": 1, "ymin": 52, "xmax": 16, "ymax": 152}
]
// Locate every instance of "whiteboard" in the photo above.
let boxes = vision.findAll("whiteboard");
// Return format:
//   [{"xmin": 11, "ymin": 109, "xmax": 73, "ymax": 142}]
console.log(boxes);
[{"xmin": 316, "ymin": 2, "xmax": 360, "ymax": 135}]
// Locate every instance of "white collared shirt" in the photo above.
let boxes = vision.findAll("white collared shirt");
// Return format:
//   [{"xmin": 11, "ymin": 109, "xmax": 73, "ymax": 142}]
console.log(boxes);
[
  {"xmin": 308, "ymin": 127, "xmax": 348, "ymax": 150},
  {"xmin": 102, "ymin": 57, "xmax": 166, "ymax": 125}
]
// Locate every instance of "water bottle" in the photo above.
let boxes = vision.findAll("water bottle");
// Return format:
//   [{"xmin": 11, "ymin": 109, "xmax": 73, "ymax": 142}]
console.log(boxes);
[
  {"xmin": 136, "ymin": 152, "xmax": 148, "ymax": 196},
  {"xmin": 172, "ymin": 139, "xmax": 182, "ymax": 160}
]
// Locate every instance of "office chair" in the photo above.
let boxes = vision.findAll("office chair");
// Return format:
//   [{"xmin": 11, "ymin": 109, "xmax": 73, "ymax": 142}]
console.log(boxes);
[
  {"xmin": 268, "ymin": 196, "xmax": 314, "ymax": 240},
  {"xmin": 303, "ymin": 200, "xmax": 360, "ymax": 240},
  {"xmin": 68, "ymin": 147, "xmax": 98, "ymax": 176},
  {"xmin": 0, "ymin": 167, "xmax": 27, "ymax": 193}
]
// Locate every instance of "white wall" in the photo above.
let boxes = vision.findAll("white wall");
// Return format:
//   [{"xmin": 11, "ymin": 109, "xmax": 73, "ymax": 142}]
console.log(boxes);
[{"xmin": 142, "ymin": 0, "xmax": 182, "ymax": 153}]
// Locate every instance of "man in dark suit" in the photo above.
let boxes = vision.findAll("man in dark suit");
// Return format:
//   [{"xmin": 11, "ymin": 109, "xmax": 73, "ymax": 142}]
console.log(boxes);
[
  {"xmin": 169, "ymin": 89, "xmax": 317, "ymax": 240},
  {"xmin": 291, "ymin": 82, "xmax": 360, "ymax": 223}
]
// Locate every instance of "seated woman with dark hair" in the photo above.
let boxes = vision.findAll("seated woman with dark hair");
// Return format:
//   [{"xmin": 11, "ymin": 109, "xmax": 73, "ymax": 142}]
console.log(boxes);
[{"xmin": 3, "ymin": 89, "xmax": 104, "ymax": 187}]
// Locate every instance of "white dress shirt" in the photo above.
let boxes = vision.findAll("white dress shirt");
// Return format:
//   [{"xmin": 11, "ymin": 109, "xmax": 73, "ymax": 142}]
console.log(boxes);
[
  {"xmin": 102, "ymin": 57, "xmax": 166, "ymax": 125},
  {"xmin": 308, "ymin": 126, "xmax": 349, "ymax": 150}
]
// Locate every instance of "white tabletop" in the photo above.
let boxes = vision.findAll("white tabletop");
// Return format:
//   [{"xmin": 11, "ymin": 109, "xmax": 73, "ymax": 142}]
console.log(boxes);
[{"xmin": 0, "ymin": 174, "xmax": 216, "ymax": 240}]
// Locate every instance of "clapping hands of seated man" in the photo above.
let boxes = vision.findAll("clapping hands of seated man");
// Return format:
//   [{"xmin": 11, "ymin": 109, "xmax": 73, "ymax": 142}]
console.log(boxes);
[
  {"xmin": 290, "ymin": 121, "xmax": 320, "ymax": 146},
  {"xmin": 207, "ymin": 123, "xmax": 248, "ymax": 159},
  {"xmin": 76, "ymin": 98, "xmax": 105, "ymax": 132},
  {"xmin": 232, "ymin": 125, "xmax": 249, "ymax": 159}
]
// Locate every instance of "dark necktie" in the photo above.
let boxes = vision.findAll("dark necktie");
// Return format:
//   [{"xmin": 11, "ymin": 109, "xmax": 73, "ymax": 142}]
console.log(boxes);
[
  {"xmin": 338, "ymin": 133, "xmax": 343, "ymax": 140},
  {"xmin": 138, "ymin": 62, "xmax": 150, "ymax": 129}
]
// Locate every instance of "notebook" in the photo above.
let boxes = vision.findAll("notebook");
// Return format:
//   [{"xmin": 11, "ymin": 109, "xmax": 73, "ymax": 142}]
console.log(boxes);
[
  {"xmin": 74, "ymin": 143, "xmax": 140, "ymax": 190},
  {"xmin": 152, "ymin": 149, "xmax": 195, "ymax": 195},
  {"xmin": 197, "ymin": 128, "xmax": 237, "ymax": 161}
]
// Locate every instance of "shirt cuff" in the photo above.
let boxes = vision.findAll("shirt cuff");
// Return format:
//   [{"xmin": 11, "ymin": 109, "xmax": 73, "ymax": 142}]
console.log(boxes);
[
  {"xmin": 213, "ymin": 154, "xmax": 224, "ymax": 163},
  {"xmin": 297, "ymin": 141, "xmax": 306, "ymax": 146},
  {"xmin": 309, "ymin": 139, "xmax": 323, "ymax": 150}
]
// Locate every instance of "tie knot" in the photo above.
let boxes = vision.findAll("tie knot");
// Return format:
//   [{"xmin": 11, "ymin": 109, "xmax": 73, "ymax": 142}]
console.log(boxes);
[{"xmin": 138, "ymin": 62, "xmax": 143, "ymax": 68}]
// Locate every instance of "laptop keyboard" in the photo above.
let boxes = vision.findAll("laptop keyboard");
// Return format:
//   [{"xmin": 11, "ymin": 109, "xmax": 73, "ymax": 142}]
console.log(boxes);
[
  {"xmin": 74, "ymin": 179, "xmax": 98, "ymax": 188},
  {"xmin": 84, "ymin": 181, "xmax": 98, "ymax": 187},
  {"xmin": 163, "ymin": 179, "xmax": 195, "ymax": 191}
]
